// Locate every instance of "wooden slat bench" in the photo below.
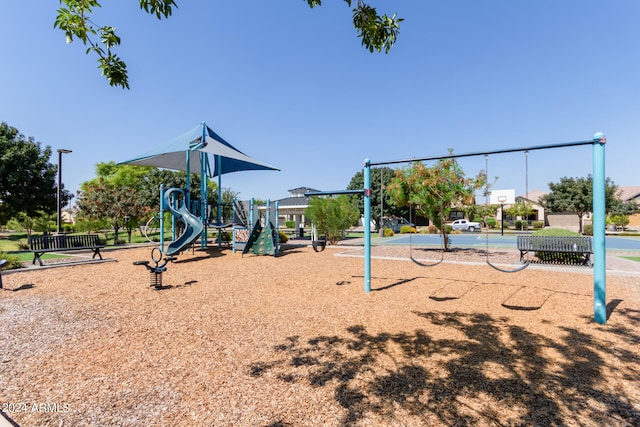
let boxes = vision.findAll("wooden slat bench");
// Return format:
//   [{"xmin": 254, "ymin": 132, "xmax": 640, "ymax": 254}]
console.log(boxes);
[
  {"xmin": 29, "ymin": 234, "xmax": 105, "ymax": 266},
  {"xmin": 517, "ymin": 235, "xmax": 593, "ymax": 267}
]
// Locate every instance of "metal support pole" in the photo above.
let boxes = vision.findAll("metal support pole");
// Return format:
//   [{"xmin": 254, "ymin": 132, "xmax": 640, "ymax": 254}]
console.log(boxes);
[
  {"xmin": 275, "ymin": 201, "xmax": 279, "ymax": 255},
  {"xmin": 201, "ymin": 151, "xmax": 208, "ymax": 250},
  {"xmin": 56, "ymin": 149, "xmax": 72, "ymax": 234},
  {"xmin": 380, "ymin": 168, "xmax": 385, "ymax": 236},
  {"xmin": 592, "ymin": 132, "xmax": 607, "ymax": 324},
  {"xmin": 364, "ymin": 159, "xmax": 371, "ymax": 293},
  {"xmin": 250, "ymin": 198, "xmax": 254, "ymax": 226},
  {"xmin": 159, "ymin": 184, "xmax": 166, "ymax": 253},
  {"xmin": 217, "ymin": 155, "xmax": 223, "ymax": 248}
]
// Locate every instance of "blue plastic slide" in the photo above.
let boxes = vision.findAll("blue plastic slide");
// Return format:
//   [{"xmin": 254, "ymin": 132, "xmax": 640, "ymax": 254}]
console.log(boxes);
[{"xmin": 166, "ymin": 201, "xmax": 204, "ymax": 256}]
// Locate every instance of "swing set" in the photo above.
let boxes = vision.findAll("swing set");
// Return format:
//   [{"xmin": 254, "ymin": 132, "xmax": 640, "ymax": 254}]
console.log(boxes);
[{"xmin": 361, "ymin": 132, "xmax": 608, "ymax": 324}]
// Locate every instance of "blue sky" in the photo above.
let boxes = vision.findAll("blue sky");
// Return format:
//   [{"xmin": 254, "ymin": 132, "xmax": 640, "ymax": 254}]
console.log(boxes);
[{"xmin": 1, "ymin": 1, "xmax": 638, "ymax": 203}]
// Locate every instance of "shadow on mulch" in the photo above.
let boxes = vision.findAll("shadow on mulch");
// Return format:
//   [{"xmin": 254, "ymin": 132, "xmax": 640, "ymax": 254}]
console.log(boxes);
[
  {"xmin": 2, "ymin": 283, "xmax": 36, "ymax": 292},
  {"xmin": 150, "ymin": 280, "xmax": 199, "ymax": 291},
  {"xmin": 251, "ymin": 311, "xmax": 640, "ymax": 427}
]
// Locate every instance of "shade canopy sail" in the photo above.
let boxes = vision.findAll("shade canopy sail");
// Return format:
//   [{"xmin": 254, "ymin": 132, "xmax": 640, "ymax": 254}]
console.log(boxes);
[{"xmin": 119, "ymin": 122, "xmax": 279, "ymax": 177}]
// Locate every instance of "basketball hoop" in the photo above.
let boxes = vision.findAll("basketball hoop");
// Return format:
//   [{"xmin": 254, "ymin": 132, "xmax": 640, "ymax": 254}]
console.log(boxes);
[{"xmin": 498, "ymin": 196, "xmax": 507, "ymax": 204}]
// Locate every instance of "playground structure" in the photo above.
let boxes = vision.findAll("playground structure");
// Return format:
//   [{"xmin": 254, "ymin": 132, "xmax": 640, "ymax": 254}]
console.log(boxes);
[
  {"xmin": 162, "ymin": 187, "xmax": 204, "ymax": 256},
  {"xmin": 125, "ymin": 121, "xmax": 280, "ymax": 279},
  {"xmin": 121, "ymin": 121, "xmax": 279, "ymax": 252},
  {"xmin": 309, "ymin": 133, "xmax": 607, "ymax": 323},
  {"xmin": 225, "ymin": 197, "xmax": 281, "ymax": 256},
  {"xmin": 134, "ymin": 192, "xmax": 280, "ymax": 286}
]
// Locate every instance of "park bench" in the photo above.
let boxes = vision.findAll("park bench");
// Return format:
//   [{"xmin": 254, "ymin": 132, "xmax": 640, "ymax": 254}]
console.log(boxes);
[
  {"xmin": 517, "ymin": 235, "xmax": 593, "ymax": 267},
  {"xmin": 0, "ymin": 259, "xmax": 7, "ymax": 289},
  {"xmin": 29, "ymin": 234, "xmax": 105, "ymax": 266}
]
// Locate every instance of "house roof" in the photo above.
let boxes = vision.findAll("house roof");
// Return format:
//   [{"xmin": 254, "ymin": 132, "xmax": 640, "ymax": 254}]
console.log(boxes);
[
  {"xmin": 517, "ymin": 190, "xmax": 547, "ymax": 204},
  {"xmin": 617, "ymin": 186, "xmax": 640, "ymax": 202},
  {"xmin": 276, "ymin": 196, "xmax": 310, "ymax": 207},
  {"xmin": 288, "ymin": 187, "xmax": 320, "ymax": 194}
]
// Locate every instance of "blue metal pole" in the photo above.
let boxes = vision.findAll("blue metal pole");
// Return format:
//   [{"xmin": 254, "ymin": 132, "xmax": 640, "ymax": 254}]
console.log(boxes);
[
  {"xmin": 266, "ymin": 199, "xmax": 270, "ymax": 225},
  {"xmin": 217, "ymin": 155, "xmax": 223, "ymax": 248},
  {"xmin": 201, "ymin": 151, "xmax": 208, "ymax": 250},
  {"xmin": 250, "ymin": 198, "xmax": 254, "ymax": 226},
  {"xmin": 275, "ymin": 201, "xmax": 279, "ymax": 255},
  {"xmin": 592, "ymin": 132, "xmax": 607, "ymax": 324},
  {"xmin": 185, "ymin": 151, "xmax": 191, "ymax": 208},
  {"xmin": 159, "ymin": 184, "xmax": 166, "ymax": 253},
  {"xmin": 364, "ymin": 159, "xmax": 371, "ymax": 293},
  {"xmin": 200, "ymin": 122, "xmax": 208, "ymax": 250}
]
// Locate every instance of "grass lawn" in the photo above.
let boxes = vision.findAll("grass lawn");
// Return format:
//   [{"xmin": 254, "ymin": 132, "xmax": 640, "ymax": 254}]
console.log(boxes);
[
  {"xmin": 0, "ymin": 231, "xmax": 157, "ymax": 252},
  {"xmin": 622, "ymin": 256, "xmax": 640, "ymax": 263},
  {"xmin": 0, "ymin": 232, "xmax": 29, "ymax": 252},
  {"xmin": 11, "ymin": 252, "xmax": 72, "ymax": 262}
]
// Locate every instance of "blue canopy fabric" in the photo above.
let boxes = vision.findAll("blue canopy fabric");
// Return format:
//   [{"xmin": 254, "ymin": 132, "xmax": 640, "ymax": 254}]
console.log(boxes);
[{"xmin": 119, "ymin": 122, "xmax": 280, "ymax": 177}]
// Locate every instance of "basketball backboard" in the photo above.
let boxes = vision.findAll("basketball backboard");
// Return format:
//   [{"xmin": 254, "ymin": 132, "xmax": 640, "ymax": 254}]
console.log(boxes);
[{"xmin": 490, "ymin": 189, "xmax": 515, "ymax": 205}]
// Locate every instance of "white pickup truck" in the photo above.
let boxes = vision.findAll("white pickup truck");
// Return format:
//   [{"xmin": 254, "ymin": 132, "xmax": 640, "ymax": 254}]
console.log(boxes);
[{"xmin": 450, "ymin": 219, "xmax": 481, "ymax": 232}]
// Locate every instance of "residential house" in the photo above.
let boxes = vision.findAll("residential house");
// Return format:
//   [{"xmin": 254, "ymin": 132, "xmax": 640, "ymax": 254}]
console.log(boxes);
[
  {"xmin": 616, "ymin": 186, "xmax": 640, "ymax": 227},
  {"xmin": 272, "ymin": 187, "xmax": 319, "ymax": 230}
]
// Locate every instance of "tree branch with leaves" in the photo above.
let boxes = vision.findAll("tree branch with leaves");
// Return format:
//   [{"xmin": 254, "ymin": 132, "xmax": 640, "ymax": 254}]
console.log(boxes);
[
  {"xmin": 54, "ymin": 0, "xmax": 177, "ymax": 89},
  {"xmin": 54, "ymin": 0, "xmax": 402, "ymax": 89}
]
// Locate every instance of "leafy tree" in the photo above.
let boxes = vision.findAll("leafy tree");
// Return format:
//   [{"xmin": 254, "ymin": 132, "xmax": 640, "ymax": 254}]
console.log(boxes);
[
  {"xmin": 504, "ymin": 203, "xmax": 535, "ymax": 230},
  {"xmin": 0, "ymin": 122, "xmax": 73, "ymax": 224},
  {"xmin": 74, "ymin": 216, "xmax": 109, "ymax": 236},
  {"xmin": 54, "ymin": 1, "xmax": 403, "ymax": 89},
  {"xmin": 81, "ymin": 162, "xmax": 220, "ymax": 234},
  {"xmin": 213, "ymin": 187, "xmax": 240, "ymax": 224},
  {"xmin": 539, "ymin": 175, "xmax": 618, "ymax": 234},
  {"xmin": 6, "ymin": 211, "xmax": 55, "ymax": 237},
  {"xmin": 76, "ymin": 179, "xmax": 146, "ymax": 244},
  {"xmin": 346, "ymin": 166, "xmax": 407, "ymax": 230},
  {"xmin": 465, "ymin": 203, "xmax": 498, "ymax": 228},
  {"xmin": 607, "ymin": 199, "xmax": 637, "ymax": 231},
  {"xmin": 609, "ymin": 214, "xmax": 630, "ymax": 231},
  {"xmin": 610, "ymin": 199, "xmax": 637, "ymax": 216},
  {"xmin": 305, "ymin": 195, "xmax": 359, "ymax": 244},
  {"xmin": 387, "ymin": 157, "xmax": 485, "ymax": 251},
  {"xmin": 6, "ymin": 213, "xmax": 37, "ymax": 237}
]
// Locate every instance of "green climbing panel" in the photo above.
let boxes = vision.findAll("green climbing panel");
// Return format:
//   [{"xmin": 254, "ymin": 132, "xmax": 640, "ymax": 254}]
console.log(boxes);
[{"xmin": 242, "ymin": 220, "xmax": 277, "ymax": 256}]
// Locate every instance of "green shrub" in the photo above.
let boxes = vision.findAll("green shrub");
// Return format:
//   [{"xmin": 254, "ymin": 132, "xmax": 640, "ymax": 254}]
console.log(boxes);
[
  {"xmin": 0, "ymin": 251, "xmax": 22, "ymax": 270},
  {"xmin": 443, "ymin": 224, "xmax": 453, "ymax": 234},
  {"xmin": 532, "ymin": 228, "xmax": 584, "ymax": 263},
  {"xmin": 399, "ymin": 225, "xmax": 416, "ymax": 234},
  {"xmin": 427, "ymin": 225, "xmax": 438, "ymax": 234},
  {"xmin": 383, "ymin": 228, "xmax": 394, "ymax": 237},
  {"xmin": 514, "ymin": 220, "xmax": 524, "ymax": 230},
  {"xmin": 485, "ymin": 218, "xmax": 497, "ymax": 228},
  {"xmin": 278, "ymin": 230, "xmax": 289, "ymax": 243},
  {"xmin": 285, "ymin": 220, "xmax": 296, "ymax": 229},
  {"xmin": 582, "ymin": 224, "xmax": 593, "ymax": 236},
  {"xmin": 531, "ymin": 221, "xmax": 544, "ymax": 229},
  {"xmin": 17, "ymin": 240, "xmax": 29, "ymax": 250}
]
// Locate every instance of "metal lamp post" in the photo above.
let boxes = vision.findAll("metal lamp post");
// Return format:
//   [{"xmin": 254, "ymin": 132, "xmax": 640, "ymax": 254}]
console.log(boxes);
[{"xmin": 57, "ymin": 149, "xmax": 72, "ymax": 234}]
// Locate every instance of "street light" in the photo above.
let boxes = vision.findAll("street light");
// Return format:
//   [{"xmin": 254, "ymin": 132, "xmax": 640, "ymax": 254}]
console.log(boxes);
[{"xmin": 57, "ymin": 149, "xmax": 72, "ymax": 234}]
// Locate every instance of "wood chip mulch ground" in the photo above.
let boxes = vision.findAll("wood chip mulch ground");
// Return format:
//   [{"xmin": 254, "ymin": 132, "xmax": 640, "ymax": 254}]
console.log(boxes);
[{"xmin": 1, "ymin": 244, "xmax": 639, "ymax": 426}]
